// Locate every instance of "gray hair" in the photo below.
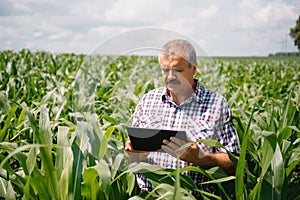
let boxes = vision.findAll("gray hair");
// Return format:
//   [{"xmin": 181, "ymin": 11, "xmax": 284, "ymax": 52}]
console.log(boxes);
[{"xmin": 159, "ymin": 39, "xmax": 197, "ymax": 67}]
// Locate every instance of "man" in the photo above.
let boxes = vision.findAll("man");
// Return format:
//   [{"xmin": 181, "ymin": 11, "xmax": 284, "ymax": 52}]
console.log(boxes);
[{"xmin": 125, "ymin": 39, "xmax": 240, "ymax": 196}]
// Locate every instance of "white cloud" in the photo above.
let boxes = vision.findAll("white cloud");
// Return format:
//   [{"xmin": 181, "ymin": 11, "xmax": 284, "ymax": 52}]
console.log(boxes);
[
  {"xmin": 33, "ymin": 31, "xmax": 43, "ymax": 38},
  {"xmin": 198, "ymin": 5, "xmax": 219, "ymax": 19},
  {"xmin": 49, "ymin": 32, "xmax": 71, "ymax": 41},
  {"xmin": 238, "ymin": 0, "xmax": 298, "ymax": 29},
  {"xmin": 0, "ymin": 0, "xmax": 299, "ymax": 55},
  {"xmin": 256, "ymin": 0, "xmax": 296, "ymax": 22},
  {"xmin": 105, "ymin": 0, "xmax": 170, "ymax": 25}
]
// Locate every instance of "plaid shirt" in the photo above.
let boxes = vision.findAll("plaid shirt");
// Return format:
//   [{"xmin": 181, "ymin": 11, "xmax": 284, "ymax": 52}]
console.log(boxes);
[{"xmin": 132, "ymin": 79, "xmax": 240, "ymax": 195}]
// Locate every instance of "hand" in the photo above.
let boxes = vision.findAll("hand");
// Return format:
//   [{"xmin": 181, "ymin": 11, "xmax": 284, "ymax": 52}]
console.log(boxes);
[
  {"xmin": 162, "ymin": 137, "xmax": 236, "ymax": 174},
  {"xmin": 124, "ymin": 140, "xmax": 149, "ymax": 162},
  {"xmin": 161, "ymin": 137, "xmax": 207, "ymax": 164}
]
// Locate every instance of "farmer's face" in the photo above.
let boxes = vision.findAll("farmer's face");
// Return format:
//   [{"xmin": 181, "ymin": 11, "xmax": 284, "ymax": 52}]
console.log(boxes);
[{"xmin": 159, "ymin": 53, "xmax": 196, "ymax": 96}]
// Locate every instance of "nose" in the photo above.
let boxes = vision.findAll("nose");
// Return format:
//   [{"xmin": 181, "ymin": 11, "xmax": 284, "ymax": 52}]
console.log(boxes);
[{"xmin": 167, "ymin": 70, "xmax": 176, "ymax": 80}]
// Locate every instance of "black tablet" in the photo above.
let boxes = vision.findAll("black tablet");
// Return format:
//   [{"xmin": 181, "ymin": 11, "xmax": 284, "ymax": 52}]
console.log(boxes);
[{"xmin": 126, "ymin": 126, "xmax": 187, "ymax": 151}]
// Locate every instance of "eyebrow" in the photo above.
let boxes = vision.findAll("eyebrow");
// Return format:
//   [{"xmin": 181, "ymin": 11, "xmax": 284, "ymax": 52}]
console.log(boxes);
[{"xmin": 161, "ymin": 66, "xmax": 183, "ymax": 70}]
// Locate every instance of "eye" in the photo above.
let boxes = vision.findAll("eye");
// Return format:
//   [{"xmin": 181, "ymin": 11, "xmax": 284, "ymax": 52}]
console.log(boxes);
[{"xmin": 162, "ymin": 68, "xmax": 169, "ymax": 73}]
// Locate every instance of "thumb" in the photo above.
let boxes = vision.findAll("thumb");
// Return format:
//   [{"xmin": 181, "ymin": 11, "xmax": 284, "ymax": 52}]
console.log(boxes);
[{"xmin": 125, "ymin": 140, "xmax": 133, "ymax": 151}]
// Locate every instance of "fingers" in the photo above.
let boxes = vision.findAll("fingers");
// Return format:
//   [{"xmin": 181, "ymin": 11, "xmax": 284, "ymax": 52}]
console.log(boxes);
[
  {"xmin": 162, "ymin": 137, "xmax": 188, "ymax": 158},
  {"xmin": 162, "ymin": 137, "xmax": 187, "ymax": 149},
  {"xmin": 161, "ymin": 143, "xmax": 179, "ymax": 158},
  {"xmin": 125, "ymin": 140, "xmax": 132, "ymax": 151},
  {"xmin": 162, "ymin": 137, "xmax": 181, "ymax": 145},
  {"xmin": 198, "ymin": 148, "xmax": 207, "ymax": 159},
  {"xmin": 125, "ymin": 140, "xmax": 150, "ymax": 162},
  {"xmin": 161, "ymin": 137, "xmax": 206, "ymax": 163}
]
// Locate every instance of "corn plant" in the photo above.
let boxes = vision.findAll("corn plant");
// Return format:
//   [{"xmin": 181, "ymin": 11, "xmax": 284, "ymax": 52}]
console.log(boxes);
[{"xmin": 0, "ymin": 50, "xmax": 300, "ymax": 199}]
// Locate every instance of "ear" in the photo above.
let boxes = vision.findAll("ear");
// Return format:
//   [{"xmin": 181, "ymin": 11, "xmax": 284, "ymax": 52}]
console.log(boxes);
[{"xmin": 192, "ymin": 64, "xmax": 197, "ymax": 75}]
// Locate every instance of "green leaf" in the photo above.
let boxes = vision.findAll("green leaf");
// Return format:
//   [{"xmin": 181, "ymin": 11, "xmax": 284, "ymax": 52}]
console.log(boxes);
[
  {"xmin": 200, "ymin": 176, "xmax": 236, "ymax": 185},
  {"xmin": 74, "ymin": 121, "xmax": 92, "ymax": 156},
  {"xmin": 37, "ymin": 107, "xmax": 58, "ymax": 199},
  {"xmin": 56, "ymin": 126, "xmax": 73, "ymax": 200},
  {"xmin": 261, "ymin": 134, "xmax": 277, "ymax": 177},
  {"xmin": 24, "ymin": 171, "xmax": 51, "ymax": 199},
  {"xmin": 26, "ymin": 147, "xmax": 37, "ymax": 175},
  {"xmin": 286, "ymin": 146, "xmax": 300, "ymax": 176},
  {"xmin": 5, "ymin": 180, "xmax": 16, "ymax": 200},
  {"xmin": 277, "ymin": 94, "xmax": 293, "ymax": 134},
  {"xmin": 248, "ymin": 133, "xmax": 277, "ymax": 199},
  {"xmin": 82, "ymin": 168, "xmax": 100, "ymax": 200},
  {"xmin": 178, "ymin": 174, "xmax": 197, "ymax": 191},
  {"xmin": 261, "ymin": 143, "xmax": 285, "ymax": 200},
  {"xmin": 90, "ymin": 115, "xmax": 103, "ymax": 157},
  {"xmin": 72, "ymin": 142, "xmax": 83, "ymax": 200},
  {"xmin": 126, "ymin": 172, "xmax": 136, "ymax": 195},
  {"xmin": 102, "ymin": 116, "xmax": 117, "ymax": 125},
  {"xmin": 0, "ymin": 153, "xmax": 14, "ymax": 174},
  {"xmin": 134, "ymin": 83, "xmax": 143, "ymax": 96},
  {"xmin": 93, "ymin": 160, "xmax": 111, "ymax": 199},
  {"xmin": 0, "ymin": 105, "xmax": 18, "ymax": 141},
  {"xmin": 39, "ymin": 106, "xmax": 52, "ymax": 146},
  {"xmin": 123, "ymin": 162, "xmax": 167, "ymax": 175},
  {"xmin": 59, "ymin": 154, "xmax": 73, "ymax": 200},
  {"xmin": 177, "ymin": 166, "xmax": 230, "ymax": 199},
  {"xmin": 173, "ymin": 159, "xmax": 181, "ymax": 200},
  {"xmin": 98, "ymin": 126, "xmax": 115, "ymax": 160},
  {"xmin": 235, "ymin": 107, "xmax": 255, "ymax": 200},
  {"xmin": 111, "ymin": 153, "xmax": 124, "ymax": 180},
  {"xmin": 56, "ymin": 126, "xmax": 70, "ymax": 179}
]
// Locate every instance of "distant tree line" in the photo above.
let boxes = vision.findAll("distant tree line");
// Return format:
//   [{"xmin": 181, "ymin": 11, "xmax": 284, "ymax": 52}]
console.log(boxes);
[{"xmin": 268, "ymin": 52, "xmax": 300, "ymax": 57}]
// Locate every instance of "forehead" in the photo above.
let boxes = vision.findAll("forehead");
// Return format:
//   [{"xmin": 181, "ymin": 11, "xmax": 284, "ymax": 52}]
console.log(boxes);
[{"xmin": 159, "ymin": 52, "xmax": 189, "ymax": 68}]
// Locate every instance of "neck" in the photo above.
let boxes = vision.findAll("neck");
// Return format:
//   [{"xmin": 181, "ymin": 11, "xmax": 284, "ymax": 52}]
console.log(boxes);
[
  {"xmin": 168, "ymin": 80, "xmax": 197, "ymax": 105},
  {"xmin": 170, "ymin": 92, "xmax": 188, "ymax": 105},
  {"xmin": 170, "ymin": 88, "xmax": 194, "ymax": 105}
]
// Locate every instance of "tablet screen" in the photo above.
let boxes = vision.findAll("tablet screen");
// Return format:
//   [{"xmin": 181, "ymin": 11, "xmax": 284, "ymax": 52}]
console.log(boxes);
[{"xmin": 126, "ymin": 126, "xmax": 187, "ymax": 151}]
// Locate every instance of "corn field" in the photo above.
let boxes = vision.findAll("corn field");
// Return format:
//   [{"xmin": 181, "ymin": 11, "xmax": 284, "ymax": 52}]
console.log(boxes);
[{"xmin": 0, "ymin": 49, "xmax": 299, "ymax": 199}]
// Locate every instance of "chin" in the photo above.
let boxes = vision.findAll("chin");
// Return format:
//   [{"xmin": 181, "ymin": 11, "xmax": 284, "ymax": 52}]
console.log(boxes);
[
  {"xmin": 167, "ymin": 87, "xmax": 181, "ymax": 94},
  {"xmin": 166, "ymin": 86, "xmax": 176, "ymax": 91}
]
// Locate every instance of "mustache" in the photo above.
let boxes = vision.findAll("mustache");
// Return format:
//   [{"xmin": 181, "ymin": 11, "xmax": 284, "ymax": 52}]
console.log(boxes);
[{"xmin": 166, "ymin": 79, "xmax": 181, "ymax": 85}]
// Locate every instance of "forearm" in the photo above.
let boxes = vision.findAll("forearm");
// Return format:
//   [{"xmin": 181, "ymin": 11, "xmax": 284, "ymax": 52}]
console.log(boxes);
[
  {"xmin": 195, "ymin": 153, "xmax": 236, "ymax": 175},
  {"xmin": 161, "ymin": 137, "xmax": 237, "ymax": 175}
]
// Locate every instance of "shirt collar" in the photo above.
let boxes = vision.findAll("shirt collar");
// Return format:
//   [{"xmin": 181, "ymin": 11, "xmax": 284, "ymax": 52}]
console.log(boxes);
[
  {"xmin": 192, "ymin": 79, "xmax": 203, "ymax": 103},
  {"xmin": 161, "ymin": 79, "xmax": 203, "ymax": 104}
]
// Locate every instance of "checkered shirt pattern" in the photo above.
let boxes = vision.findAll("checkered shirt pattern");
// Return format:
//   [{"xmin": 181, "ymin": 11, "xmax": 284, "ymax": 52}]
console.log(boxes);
[{"xmin": 132, "ymin": 79, "xmax": 240, "ymax": 194}]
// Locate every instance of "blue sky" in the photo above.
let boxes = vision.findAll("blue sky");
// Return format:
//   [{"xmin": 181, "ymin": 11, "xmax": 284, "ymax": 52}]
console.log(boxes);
[{"xmin": 0, "ymin": 0, "xmax": 299, "ymax": 56}]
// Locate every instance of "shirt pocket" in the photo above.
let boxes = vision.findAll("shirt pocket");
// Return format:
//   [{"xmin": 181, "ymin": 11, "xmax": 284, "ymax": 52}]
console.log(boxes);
[
  {"xmin": 187, "ymin": 118, "xmax": 221, "ymax": 153},
  {"xmin": 187, "ymin": 116, "xmax": 215, "ymax": 140},
  {"xmin": 139, "ymin": 115, "xmax": 163, "ymax": 129}
]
